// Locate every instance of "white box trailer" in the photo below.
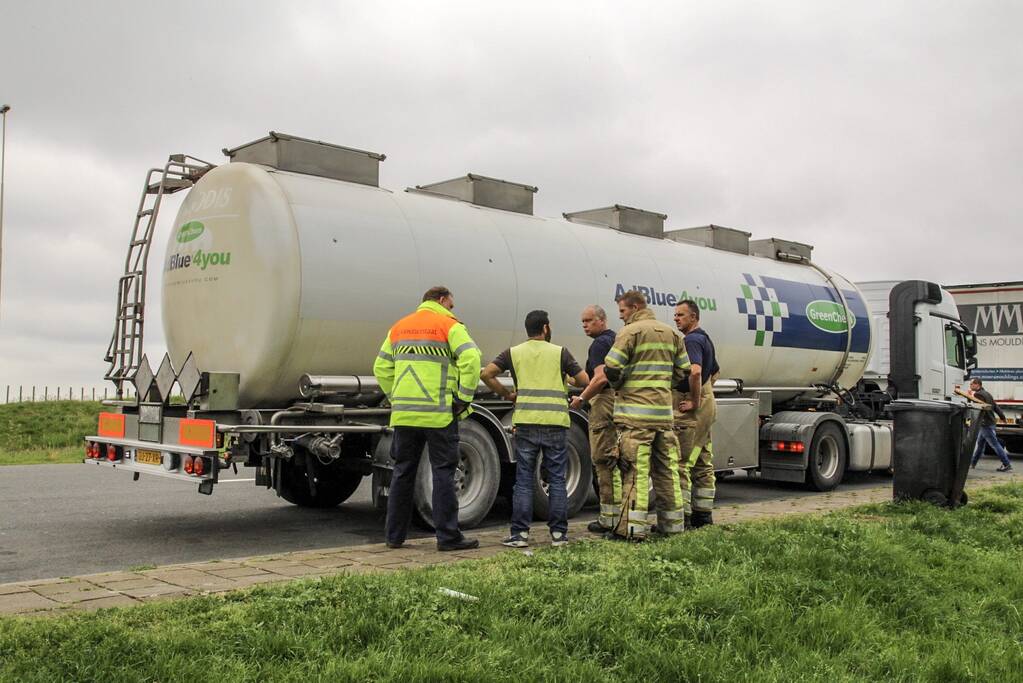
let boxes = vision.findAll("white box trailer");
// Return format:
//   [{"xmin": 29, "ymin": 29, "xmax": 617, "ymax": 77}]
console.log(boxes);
[
  {"xmin": 945, "ymin": 281, "xmax": 1023, "ymax": 454},
  {"xmin": 83, "ymin": 133, "xmax": 977, "ymax": 528}
]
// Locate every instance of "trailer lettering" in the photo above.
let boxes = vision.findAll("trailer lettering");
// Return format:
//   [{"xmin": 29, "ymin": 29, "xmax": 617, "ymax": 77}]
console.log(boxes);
[{"xmin": 614, "ymin": 283, "xmax": 717, "ymax": 309}]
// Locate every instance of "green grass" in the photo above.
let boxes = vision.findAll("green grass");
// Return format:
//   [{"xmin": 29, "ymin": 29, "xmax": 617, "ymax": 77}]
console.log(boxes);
[
  {"xmin": 0, "ymin": 401, "xmax": 102, "ymax": 465},
  {"xmin": 2, "ymin": 485, "xmax": 1022, "ymax": 682}
]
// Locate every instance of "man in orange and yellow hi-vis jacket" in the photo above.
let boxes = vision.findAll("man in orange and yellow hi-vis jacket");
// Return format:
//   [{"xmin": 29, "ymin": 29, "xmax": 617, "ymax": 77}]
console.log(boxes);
[{"xmin": 373, "ymin": 286, "xmax": 482, "ymax": 552}]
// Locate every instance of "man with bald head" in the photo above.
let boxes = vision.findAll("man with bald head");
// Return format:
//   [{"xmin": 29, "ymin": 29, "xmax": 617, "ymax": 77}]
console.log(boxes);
[{"xmin": 570, "ymin": 304, "xmax": 621, "ymax": 533}]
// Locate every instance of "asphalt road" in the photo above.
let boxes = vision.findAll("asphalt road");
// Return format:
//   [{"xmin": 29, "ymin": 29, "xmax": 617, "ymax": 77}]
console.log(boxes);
[{"xmin": 0, "ymin": 459, "xmax": 1013, "ymax": 583}]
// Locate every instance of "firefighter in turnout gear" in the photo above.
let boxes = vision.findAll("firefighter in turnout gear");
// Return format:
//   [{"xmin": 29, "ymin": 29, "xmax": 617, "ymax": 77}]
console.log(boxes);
[
  {"xmin": 603, "ymin": 290, "xmax": 690, "ymax": 540},
  {"xmin": 673, "ymin": 299, "xmax": 720, "ymax": 528},
  {"xmin": 373, "ymin": 286, "xmax": 482, "ymax": 552}
]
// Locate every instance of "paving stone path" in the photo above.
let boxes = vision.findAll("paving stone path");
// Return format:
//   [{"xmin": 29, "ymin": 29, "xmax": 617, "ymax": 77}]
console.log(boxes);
[{"xmin": 2, "ymin": 471, "xmax": 1018, "ymax": 617}]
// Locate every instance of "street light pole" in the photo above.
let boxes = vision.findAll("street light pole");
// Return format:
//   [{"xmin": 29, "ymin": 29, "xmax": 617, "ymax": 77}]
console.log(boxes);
[{"xmin": 0, "ymin": 104, "xmax": 9, "ymax": 320}]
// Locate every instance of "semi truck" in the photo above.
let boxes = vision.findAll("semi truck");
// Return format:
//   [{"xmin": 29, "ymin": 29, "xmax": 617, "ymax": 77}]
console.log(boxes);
[
  {"xmin": 84, "ymin": 132, "xmax": 977, "ymax": 528},
  {"xmin": 945, "ymin": 281, "xmax": 1023, "ymax": 454}
]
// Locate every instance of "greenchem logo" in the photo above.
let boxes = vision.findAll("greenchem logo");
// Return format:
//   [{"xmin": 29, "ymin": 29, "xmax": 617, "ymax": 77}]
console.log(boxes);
[
  {"xmin": 176, "ymin": 221, "xmax": 205, "ymax": 243},
  {"xmin": 805, "ymin": 300, "xmax": 855, "ymax": 334}
]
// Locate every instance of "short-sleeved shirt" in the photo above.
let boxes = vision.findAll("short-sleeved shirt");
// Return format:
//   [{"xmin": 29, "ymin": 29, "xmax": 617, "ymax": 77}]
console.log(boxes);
[
  {"xmin": 491, "ymin": 345, "xmax": 582, "ymax": 385},
  {"xmin": 586, "ymin": 329, "xmax": 617, "ymax": 378},
  {"xmin": 683, "ymin": 328, "xmax": 719, "ymax": 383}
]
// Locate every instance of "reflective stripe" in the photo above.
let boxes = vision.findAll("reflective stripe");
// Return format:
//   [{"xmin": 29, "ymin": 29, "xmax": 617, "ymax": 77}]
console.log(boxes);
[
  {"xmin": 615, "ymin": 404, "xmax": 673, "ymax": 417},
  {"xmin": 635, "ymin": 342, "xmax": 676, "ymax": 352},
  {"xmin": 622, "ymin": 379, "xmax": 671, "ymax": 389},
  {"xmin": 390, "ymin": 403, "xmax": 452, "ymax": 414},
  {"xmin": 660, "ymin": 509, "xmax": 685, "ymax": 520},
  {"xmin": 517, "ymin": 388, "xmax": 566, "ymax": 398},
  {"xmin": 514, "ymin": 402, "xmax": 568, "ymax": 412},
  {"xmin": 600, "ymin": 503, "xmax": 621, "ymax": 514},
  {"xmin": 694, "ymin": 487, "xmax": 715, "ymax": 498},
  {"xmin": 395, "ymin": 353, "xmax": 450, "ymax": 364},
  {"xmin": 377, "ymin": 351, "xmax": 394, "ymax": 362},
  {"xmin": 457, "ymin": 382, "xmax": 476, "ymax": 399},
  {"xmin": 674, "ymin": 355, "xmax": 691, "ymax": 368},
  {"xmin": 393, "ymin": 338, "xmax": 450, "ymax": 349},
  {"xmin": 605, "ymin": 347, "xmax": 628, "ymax": 367},
  {"xmin": 453, "ymin": 341, "xmax": 479, "ymax": 357},
  {"xmin": 628, "ymin": 362, "xmax": 673, "ymax": 373}
]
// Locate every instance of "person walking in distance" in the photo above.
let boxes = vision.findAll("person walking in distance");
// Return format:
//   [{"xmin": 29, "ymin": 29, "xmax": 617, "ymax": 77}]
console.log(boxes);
[
  {"xmin": 481, "ymin": 310, "xmax": 588, "ymax": 547},
  {"xmin": 603, "ymin": 290, "xmax": 690, "ymax": 541},
  {"xmin": 969, "ymin": 378, "xmax": 1013, "ymax": 472},
  {"xmin": 569, "ymin": 305, "xmax": 621, "ymax": 534},
  {"xmin": 373, "ymin": 286, "xmax": 482, "ymax": 551},
  {"xmin": 672, "ymin": 299, "xmax": 721, "ymax": 527}
]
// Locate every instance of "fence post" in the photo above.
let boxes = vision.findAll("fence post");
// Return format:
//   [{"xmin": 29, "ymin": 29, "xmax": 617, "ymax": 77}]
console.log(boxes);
[
  {"xmin": 103, "ymin": 387, "xmax": 108, "ymax": 400},
  {"xmin": 57, "ymin": 387, "xmax": 61, "ymax": 401},
  {"xmin": 92, "ymin": 387, "xmax": 96, "ymax": 401},
  {"xmin": 44, "ymin": 386, "xmax": 48, "ymax": 401},
  {"xmin": 32, "ymin": 386, "xmax": 36, "ymax": 402},
  {"xmin": 5, "ymin": 385, "xmax": 8, "ymax": 404},
  {"xmin": 19, "ymin": 386, "xmax": 23, "ymax": 402}
]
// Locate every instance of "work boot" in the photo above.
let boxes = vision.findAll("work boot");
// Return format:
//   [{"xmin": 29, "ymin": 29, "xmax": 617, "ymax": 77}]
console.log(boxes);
[
  {"xmin": 690, "ymin": 511, "xmax": 714, "ymax": 528},
  {"xmin": 587, "ymin": 521, "xmax": 610, "ymax": 534},
  {"xmin": 437, "ymin": 537, "xmax": 480, "ymax": 552}
]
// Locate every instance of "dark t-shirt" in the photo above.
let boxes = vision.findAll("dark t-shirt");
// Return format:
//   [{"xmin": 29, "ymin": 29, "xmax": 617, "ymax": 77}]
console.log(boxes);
[
  {"xmin": 586, "ymin": 329, "xmax": 617, "ymax": 378},
  {"xmin": 491, "ymin": 344, "xmax": 582, "ymax": 384},
  {"xmin": 683, "ymin": 328, "xmax": 720, "ymax": 383}
]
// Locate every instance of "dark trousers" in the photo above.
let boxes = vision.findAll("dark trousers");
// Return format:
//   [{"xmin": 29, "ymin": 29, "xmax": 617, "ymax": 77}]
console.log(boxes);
[
  {"xmin": 511, "ymin": 425, "xmax": 569, "ymax": 536},
  {"xmin": 386, "ymin": 422, "xmax": 462, "ymax": 545}
]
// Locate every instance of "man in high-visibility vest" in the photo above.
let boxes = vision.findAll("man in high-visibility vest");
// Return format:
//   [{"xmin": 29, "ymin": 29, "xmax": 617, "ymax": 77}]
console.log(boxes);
[
  {"xmin": 481, "ymin": 310, "xmax": 588, "ymax": 547},
  {"xmin": 569, "ymin": 304, "xmax": 622, "ymax": 534},
  {"xmin": 373, "ymin": 286, "xmax": 482, "ymax": 552},
  {"xmin": 603, "ymin": 290, "xmax": 690, "ymax": 541},
  {"xmin": 673, "ymin": 299, "xmax": 721, "ymax": 528}
]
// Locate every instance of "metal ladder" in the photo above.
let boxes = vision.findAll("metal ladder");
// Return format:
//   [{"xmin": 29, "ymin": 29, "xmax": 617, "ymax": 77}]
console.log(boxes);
[{"xmin": 104, "ymin": 154, "xmax": 215, "ymax": 397}]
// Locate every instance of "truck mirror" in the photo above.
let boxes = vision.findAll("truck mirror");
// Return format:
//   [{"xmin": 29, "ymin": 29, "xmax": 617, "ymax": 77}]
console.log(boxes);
[{"xmin": 964, "ymin": 332, "xmax": 978, "ymax": 359}]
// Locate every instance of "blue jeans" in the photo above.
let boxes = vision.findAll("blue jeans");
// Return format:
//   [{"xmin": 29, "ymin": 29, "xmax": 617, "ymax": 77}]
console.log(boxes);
[
  {"xmin": 511, "ymin": 425, "xmax": 569, "ymax": 536},
  {"xmin": 972, "ymin": 424, "xmax": 1012, "ymax": 467}
]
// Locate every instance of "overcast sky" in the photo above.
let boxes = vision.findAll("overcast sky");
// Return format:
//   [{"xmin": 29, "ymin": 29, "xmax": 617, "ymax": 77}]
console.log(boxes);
[{"xmin": 0, "ymin": 1, "xmax": 1020, "ymax": 392}]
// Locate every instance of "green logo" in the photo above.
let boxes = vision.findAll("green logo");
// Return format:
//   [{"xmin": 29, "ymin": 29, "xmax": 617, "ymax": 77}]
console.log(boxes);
[
  {"xmin": 805, "ymin": 300, "xmax": 855, "ymax": 334},
  {"xmin": 176, "ymin": 221, "xmax": 205, "ymax": 243}
]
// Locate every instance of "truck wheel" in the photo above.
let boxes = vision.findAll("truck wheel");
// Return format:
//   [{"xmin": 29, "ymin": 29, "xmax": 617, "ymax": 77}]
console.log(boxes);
[
  {"xmin": 278, "ymin": 454, "xmax": 364, "ymax": 508},
  {"xmin": 533, "ymin": 424, "xmax": 593, "ymax": 519},
  {"xmin": 805, "ymin": 422, "xmax": 847, "ymax": 492},
  {"xmin": 414, "ymin": 420, "xmax": 500, "ymax": 530}
]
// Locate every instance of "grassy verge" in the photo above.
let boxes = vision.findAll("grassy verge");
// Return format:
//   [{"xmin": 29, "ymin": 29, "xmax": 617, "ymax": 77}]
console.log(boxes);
[
  {"xmin": 0, "ymin": 401, "xmax": 102, "ymax": 465},
  {"xmin": 2, "ymin": 485, "xmax": 1022, "ymax": 681}
]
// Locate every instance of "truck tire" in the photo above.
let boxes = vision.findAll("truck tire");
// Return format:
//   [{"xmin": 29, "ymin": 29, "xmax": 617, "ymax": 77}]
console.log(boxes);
[
  {"xmin": 413, "ymin": 420, "xmax": 500, "ymax": 530},
  {"xmin": 532, "ymin": 423, "xmax": 593, "ymax": 519},
  {"xmin": 805, "ymin": 422, "xmax": 847, "ymax": 492},
  {"xmin": 278, "ymin": 454, "xmax": 365, "ymax": 508}
]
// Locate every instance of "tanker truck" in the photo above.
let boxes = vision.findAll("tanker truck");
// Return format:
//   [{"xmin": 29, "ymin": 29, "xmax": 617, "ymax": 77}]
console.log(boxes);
[{"xmin": 84, "ymin": 132, "xmax": 976, "ymax": 528}]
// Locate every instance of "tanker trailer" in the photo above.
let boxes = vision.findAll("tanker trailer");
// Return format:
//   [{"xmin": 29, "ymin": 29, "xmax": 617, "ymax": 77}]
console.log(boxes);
[{"xmin": 85, "ymin": 132, "xmax": 972, "ymax": 528}]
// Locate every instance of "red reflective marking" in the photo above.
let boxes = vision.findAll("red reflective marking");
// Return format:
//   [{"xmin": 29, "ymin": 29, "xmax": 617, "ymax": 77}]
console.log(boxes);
[
  {"xmin": 179, "ymin": 419, "xmax": 216, "ymax": 448},
  {"xmin": 97, "ymin": 413, "xmax": 125, "ymax": 438}
]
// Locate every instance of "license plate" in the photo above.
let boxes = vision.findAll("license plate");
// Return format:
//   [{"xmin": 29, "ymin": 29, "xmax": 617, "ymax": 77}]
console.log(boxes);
[{"xmin": 136, "ymin": 449, "xmax": 163, "ymax": 466}]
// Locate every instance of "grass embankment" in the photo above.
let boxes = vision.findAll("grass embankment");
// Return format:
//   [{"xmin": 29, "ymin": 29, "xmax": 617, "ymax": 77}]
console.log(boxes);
[
  {"xmin": 0, "ymin": 401, "xmax": 102, "ymax": 465},
  {"xmin": 2, "ymin": 486, "xmax": 1022, "ymax": 681}
]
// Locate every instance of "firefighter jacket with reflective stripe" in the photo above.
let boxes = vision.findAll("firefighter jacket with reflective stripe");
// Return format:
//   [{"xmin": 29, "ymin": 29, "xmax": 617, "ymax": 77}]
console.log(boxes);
[
  {"xmin": 373, "ymin": 300, "xmax": 482, "ymax": 428},
  {"xmin": 604, "ymin": 308, "xmax": 690, "ymax": 428},
  {"xmin": 509, "ymin": 340, "xmax": 570, "ymax": 427}
]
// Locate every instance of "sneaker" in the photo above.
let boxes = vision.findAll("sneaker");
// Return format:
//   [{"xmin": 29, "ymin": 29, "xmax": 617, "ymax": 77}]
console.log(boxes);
[
  {"xmin": 551, "ymin": 531, "xmax": 569, "ymax": 547},
  {"xmin": 437, "ymin": 537, "xmax": 480, "ymax": 552},
  {"xmin": 501, "ymin": 532, "xmax": 529, "ymax": 548},
  {"xmin": 996, "ymin": 464, "xmax": 1013, "ymax": 472},
  {"xmin": 587, "ymin": 521, "xmax": 610, "ymax": 534}
]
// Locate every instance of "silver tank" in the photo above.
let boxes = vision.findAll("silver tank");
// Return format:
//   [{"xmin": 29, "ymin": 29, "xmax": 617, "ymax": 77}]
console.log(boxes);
[{"xmin": 163, "ymin": 162, "xmax": 873, "ymax": 407}]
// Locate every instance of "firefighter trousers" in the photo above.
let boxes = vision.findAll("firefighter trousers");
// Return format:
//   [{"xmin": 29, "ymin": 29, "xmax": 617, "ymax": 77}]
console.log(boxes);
[
  {"xmin": 675, "ymin": 382, "xmax": 717, "ymax": 514},
  {"xmin": 613, "ymin": 425, "xmax": 685, "ymax": 539},
  {"xmin": 588, "ymin": 391, "xmax": 622, "ymax": 529}
]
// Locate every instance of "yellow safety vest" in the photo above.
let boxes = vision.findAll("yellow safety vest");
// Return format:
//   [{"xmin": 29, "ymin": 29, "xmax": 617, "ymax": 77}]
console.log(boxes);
[{"xmin": 510, "ymin": 340, "xmax": 570, "ymax": 427}]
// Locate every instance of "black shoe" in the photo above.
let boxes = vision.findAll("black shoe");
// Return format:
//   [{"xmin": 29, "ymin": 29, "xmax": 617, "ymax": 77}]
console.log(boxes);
[
  {"xmin": 385, "ymin": 541, "xmax": 406, "ymax": 549},
  {"xmin": 437, "ymin": 537, "xmax": 480, "ymax": 552},
  {"xmin": 587, "ymin": 521, "xmax": 610, "ymax": 534},
  {"xmin": 691, "ymin": 511, "xmax": 714, "ymax": 528},
  {"xmin": 996, "ymin": 464, "xmax": 1013, "ymax": 472},
  {"xmin": 970, "ymin": 461, "xmax": 977, "ymax": 469},
  {"xmin": 602, "ymin": 531, "xmax": 644, "ymax": 543}
]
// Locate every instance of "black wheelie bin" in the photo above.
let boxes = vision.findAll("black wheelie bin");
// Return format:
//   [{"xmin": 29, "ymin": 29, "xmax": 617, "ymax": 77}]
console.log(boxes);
[{"xmin": 889, "ymin": 399, "xmax": 982, "ymax": 507}]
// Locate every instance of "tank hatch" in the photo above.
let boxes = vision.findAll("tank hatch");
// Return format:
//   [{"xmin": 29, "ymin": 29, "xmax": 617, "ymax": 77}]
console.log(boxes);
[
  {"xmin": 563, "ymin": 205, "xmax": 667, "ymax": 238},
  {"xmin": 750, "ymin": 237, "xmax": 813, "ymax": 262},
  {"xmin": 664, "ymin": 224, "xmax": 751, "ymax": 255},
  {"xmin": 223, "ymin": 132, "xmax": 386, "ymax": 187},
  {"xmin": 410, "ymin": 174, "xmax": 538, "ymax": 215}
]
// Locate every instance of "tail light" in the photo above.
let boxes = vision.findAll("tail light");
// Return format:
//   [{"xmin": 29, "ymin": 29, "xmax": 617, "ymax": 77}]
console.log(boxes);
[
  {"xmin": 85, "ymin": 442, "xmax": 94, "ymax": 459},
  {"xmin": 772, "ymin": 440, "xmax": 805, "ymax": 453},
  {"xmin": 183, "ymin": 455, "xmax": 195, "ymax": 474},
  {"xmin": 106, "ymin": 444, "xmax": 120, "ymax": 461},
  {"xmin": 90, "ymin": 442, "xmax": 100, "ymax": 459},
  {"xmin": 193, "ymin": 457, "xmax": 206, "ymax": 476}
]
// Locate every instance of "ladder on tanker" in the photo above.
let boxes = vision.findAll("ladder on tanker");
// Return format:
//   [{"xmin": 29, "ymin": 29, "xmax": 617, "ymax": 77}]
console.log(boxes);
[{"xmin": 104, "ymin": 154, "xmax": 215, "ymax": 398}]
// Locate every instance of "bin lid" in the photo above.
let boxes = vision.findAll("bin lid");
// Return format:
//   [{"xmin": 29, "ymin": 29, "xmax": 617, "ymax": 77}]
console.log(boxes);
[{"xmin": 889, "ymin": 399, "xmax": 961, "ymax": 413}]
